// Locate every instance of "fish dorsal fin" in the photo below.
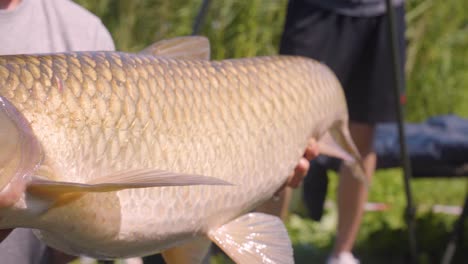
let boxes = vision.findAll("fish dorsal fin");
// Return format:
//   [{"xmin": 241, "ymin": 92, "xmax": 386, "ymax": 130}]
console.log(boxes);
[
  {"xmin": 27, "ymin": 169, "xmax": 231, "ymax": 208},
  {"xmin": 139, "ymin": 36, "xmax": 210, "ymax": 60},
  {"xmin": 317, "ymin": 122, "xmax": 368, "ymax": 185},
  {"xmin": 162, "ymin": 237, "xmax": 212, "ymax": 264},
  {"xmin": 208, "ymin": 213, "xmax": 293, "ymax": 264}
]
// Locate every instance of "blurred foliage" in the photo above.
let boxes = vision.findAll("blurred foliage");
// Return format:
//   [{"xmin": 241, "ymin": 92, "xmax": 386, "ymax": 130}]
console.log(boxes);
[
  {"xmin": 75, "ymin": 0, "xmax": 468, "ymax": 122},
  {"xmin": 74, "ymin": 0, "xmax": 286, "ymax": 58},
  {"xmin": 405, "ymin": 0, "xmax": 468, "ymax": 121}
]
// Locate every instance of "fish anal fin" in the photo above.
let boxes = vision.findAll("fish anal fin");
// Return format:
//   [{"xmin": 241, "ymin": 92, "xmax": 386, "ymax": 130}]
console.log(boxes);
[
  {"xmin": 162, "ymin": 237, "xmax": 211, "ymax": 264},
  {"xmin": 208, "ymin": 212, "xmax": 293, "ymax": 264},
  {"xmin": 139, "ymin": 36, "xmax": 210, "ymax": 60}
]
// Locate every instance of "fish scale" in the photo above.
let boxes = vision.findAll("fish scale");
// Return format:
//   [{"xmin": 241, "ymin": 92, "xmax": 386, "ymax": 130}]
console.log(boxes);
[{"xmin": 0, "ymin": 40, "xmax": 359, "ymax": 262}]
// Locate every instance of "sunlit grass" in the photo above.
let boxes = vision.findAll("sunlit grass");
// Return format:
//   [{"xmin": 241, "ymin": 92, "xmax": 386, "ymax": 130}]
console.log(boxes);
[{"xmin": 285, "ymin": 169, "xmax": 467, "ymax": 263}]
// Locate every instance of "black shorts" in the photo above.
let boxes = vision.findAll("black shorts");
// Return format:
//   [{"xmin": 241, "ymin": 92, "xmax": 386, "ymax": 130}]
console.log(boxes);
[{"xmin": 279, "ymin": 0, "xmax": 406, "ymax": 124}]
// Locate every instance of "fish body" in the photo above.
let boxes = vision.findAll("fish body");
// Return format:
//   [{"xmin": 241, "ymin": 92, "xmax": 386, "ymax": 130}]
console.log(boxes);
[{"xmin": 0, "ymin": 37, "xmax": 361, "ymax": 263}]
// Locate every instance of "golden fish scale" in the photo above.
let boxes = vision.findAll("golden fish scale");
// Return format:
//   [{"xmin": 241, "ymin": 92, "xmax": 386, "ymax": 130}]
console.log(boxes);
[{"xmin": 0, "ymin": 52, "xmax": 346, "ymax": 256}]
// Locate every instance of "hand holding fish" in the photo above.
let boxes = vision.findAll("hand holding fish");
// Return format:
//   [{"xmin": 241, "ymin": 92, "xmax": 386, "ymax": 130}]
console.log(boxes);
[{"xmin": 287, "ymin": 139, "xmax": 319, "ymax": 189}]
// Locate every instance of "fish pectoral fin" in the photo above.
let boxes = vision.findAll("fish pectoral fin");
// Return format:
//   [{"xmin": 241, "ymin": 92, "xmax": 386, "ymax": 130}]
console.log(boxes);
[
  {"xmin": 139, "ymin": 36, "xmax": 210, "ymax": 60},
  {"xmin": 27, "ymin": 169, "xmax": 231, "ymax": 198},
  {"xmin": 27, "ymin": 169, "xmax": 231, "ymax": 209},
  {"xmin": 318, "ymin": 123, "xmax": 368, "ymax": 185},
  {"xmin": 208, "ymin": 213, "xmax": 293, "ymax": 264},
  {"xmin": 162, "ymin": 237, "xmax": 212, "ymax": 264}
]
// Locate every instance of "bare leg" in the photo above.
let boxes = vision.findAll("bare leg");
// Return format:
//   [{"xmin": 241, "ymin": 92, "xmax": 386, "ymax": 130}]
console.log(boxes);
[{"xmin": 332, "ymin": 122, "xmax": 376, "ymax": 256}]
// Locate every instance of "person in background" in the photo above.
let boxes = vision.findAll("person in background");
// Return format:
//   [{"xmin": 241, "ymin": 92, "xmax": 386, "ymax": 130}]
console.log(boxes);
[
  {"xmin": 279, "ymin": 0, "xmax": 406, "ymax": 263},
  {"xmin": 0, "ymin": 0, "xmax": 114, "ymax": 263},
  {"xmin": 0, "ymin": 0, "xmax": 114, "ymax": 55}
]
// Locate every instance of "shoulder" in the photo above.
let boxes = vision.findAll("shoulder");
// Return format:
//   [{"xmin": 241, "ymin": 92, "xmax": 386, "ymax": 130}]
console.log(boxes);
[
  {"xmin": 41, "ymin": 0, "xmax": 115, "ymax": 51},
  {"xmin": 43, "ymin": 0, "xmax": 102, "ymax": 27}
]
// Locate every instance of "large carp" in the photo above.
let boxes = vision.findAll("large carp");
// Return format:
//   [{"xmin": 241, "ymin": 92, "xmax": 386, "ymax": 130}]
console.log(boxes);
[{"xmin": 0, "ymin": 37, "xmax": 363, "ymax": 263}]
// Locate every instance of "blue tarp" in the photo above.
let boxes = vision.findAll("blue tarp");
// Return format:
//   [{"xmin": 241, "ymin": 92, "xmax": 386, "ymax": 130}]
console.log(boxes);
[
  {"xmin": 318, "ymin": 115, "xmax": 468, "ymax": 177},
  {"xmin": 304, "ymin": 115, "xmax": 468, "ymax": 220}
]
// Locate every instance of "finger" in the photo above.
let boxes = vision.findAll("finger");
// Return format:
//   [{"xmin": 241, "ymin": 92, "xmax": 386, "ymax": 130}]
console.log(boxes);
[
  {"xmin": 288, "ymin": 157, "xmax": 310, "ymax": 188},
  {"xmin": 304, "ymin": 138, "xmax": 319, "ymax": 160}
]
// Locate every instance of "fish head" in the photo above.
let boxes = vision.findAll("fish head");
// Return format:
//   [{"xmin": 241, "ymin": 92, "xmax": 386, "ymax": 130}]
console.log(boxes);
[{"xmin": 0, "ymin": 96, "xmax": 42, "ymax": 208}]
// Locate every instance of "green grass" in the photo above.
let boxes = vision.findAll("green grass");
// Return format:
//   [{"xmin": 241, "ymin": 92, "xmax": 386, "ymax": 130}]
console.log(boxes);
[
  {"xmin": 285, "ymin": 170, "xmax": 468, "ymax": 264},
  {"xmin": 405, "ymin": 0, "xmax": 468, "ymax": 122}
]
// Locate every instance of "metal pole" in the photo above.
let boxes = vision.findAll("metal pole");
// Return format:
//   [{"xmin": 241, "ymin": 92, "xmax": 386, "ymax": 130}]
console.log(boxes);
[
  {"xmin": 384, "ymin": 1, "xmax": 418, "ymax": 262},
  {"xmin": 192, "ymin": 0, "xmax": 211, "ymax": 35},
  {"xmin": 441, "ymin": 185, "xmax": 468, "ymax": 264}
]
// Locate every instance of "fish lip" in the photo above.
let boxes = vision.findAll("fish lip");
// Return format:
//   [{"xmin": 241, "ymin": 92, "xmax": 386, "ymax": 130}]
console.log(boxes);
[{"xmin": 0, "ymin": 96, "xmax": 42, "ymax": 207}]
